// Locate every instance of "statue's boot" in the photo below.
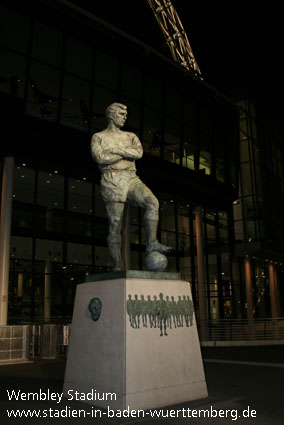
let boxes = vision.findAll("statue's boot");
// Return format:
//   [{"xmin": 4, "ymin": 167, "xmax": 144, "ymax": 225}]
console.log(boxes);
[
  {"xmin": 144, "ymin": 219, "xmax": 172, "ymax": 253},
  {"xmin": 146, "ymin": 240, "xmax": 172, "ymax": 254}
]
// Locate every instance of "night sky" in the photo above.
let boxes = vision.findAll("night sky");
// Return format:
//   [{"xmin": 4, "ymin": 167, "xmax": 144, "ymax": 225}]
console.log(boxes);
[{"xmin": 68, "ymin": 0, "xmax": 282, "ymax": 110}]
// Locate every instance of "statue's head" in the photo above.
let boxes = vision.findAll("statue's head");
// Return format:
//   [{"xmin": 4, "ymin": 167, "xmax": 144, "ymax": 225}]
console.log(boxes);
[
  {"xmin": 106, "ymin": 103, "xmax": 127, "ymax": 128},
  {"xmin": 88, "ymin": 297, "xmax": 102, "ymax": 321}
]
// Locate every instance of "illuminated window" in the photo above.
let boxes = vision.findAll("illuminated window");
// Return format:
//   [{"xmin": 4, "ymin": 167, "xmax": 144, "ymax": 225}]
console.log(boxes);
[
  {"xmin": 11, "ymin": 236, "xmax": 33, "ymax": 260},
  {"xmin": 164, "ymin": 117, "xmax": 180, "ymax": 165},
  {"xmin": 35, "ymin": 239, "xmax": 63, "ymax": 262}
]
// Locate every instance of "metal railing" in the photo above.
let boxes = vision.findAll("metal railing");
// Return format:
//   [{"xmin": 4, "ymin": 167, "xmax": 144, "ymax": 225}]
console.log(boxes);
[
  {"xmin": 199, "ymin": 318, "xmax": 284, "ymax": 342},
  {"xmin": 0, "ymin": 325, "xmax": 29, "ymax": 363},
  {"xmin": 1, "ymin": 319, "xmax": 284, "ymax": 362},
  {"xmin": 30, "ymin": 324, "xmax": 70, "ymax": 358}
]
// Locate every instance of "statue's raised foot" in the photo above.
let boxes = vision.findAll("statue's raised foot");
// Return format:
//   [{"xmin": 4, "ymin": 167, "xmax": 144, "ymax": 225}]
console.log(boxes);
[{"xmin": 146, "ymin": 240, "xmax": 172, "ymax": 254}]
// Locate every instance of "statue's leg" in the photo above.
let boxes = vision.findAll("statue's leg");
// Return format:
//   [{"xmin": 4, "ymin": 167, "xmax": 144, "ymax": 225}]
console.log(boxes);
[
  {"xmin": 105, "ymin": 201, "xmax": 125, "ymax": 271},
  {"xmin": 127, "ymin": 180, "xmax": 172, "ymax": 254}
]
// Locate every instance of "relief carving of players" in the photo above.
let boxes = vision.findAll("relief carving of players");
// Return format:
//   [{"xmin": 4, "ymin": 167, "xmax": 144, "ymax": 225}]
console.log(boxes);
[
  {"xmin": 146, "ymin": 295, "xmax": 154, "ymax": 328},
  {"xmin": 126, "ymin": 294, "xmax": 133, "ymax": 327},
  {"xmin": 91, "ymin": 103, "xmax": 171, "ymax": 272},
  {"xmin": 140, "ymin": 294, "xmax": 148, "ymax": 327},
  {"xmin": 126, "ymin": 293, "xmax": 194, "ymax": 336},
  {"xmin": 158, "ymin": 293, "xmax": 168, "ymax": 337},
  {"xmin": 170, "ymin": 296, "xmax": 178, "ymax": 328},
  {"xmin": 165, "ymin": 296, "xmax": 172, "ymax": 329}
]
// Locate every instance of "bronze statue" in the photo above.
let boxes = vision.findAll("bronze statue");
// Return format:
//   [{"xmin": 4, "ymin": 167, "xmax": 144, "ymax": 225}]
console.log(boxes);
[{"xmin": 91, "ymin": 103, "xmax": 171, "ymax": 271}]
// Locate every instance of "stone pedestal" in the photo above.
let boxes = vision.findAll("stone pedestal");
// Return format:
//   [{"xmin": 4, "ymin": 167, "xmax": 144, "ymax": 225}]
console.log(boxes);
[{"xmin": 63, "ymin": 271, "xmax": 207, "ymax": 410}]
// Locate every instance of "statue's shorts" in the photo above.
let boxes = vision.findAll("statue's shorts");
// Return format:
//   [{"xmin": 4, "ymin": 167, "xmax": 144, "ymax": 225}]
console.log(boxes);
[{"xmin": 100, "ymin": 171, "xmax": 158, "ymax": 219}]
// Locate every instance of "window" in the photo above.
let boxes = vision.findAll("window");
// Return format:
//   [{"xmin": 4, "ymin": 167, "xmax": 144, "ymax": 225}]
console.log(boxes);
[
  {"xmin": 32, "ymin": 22, "xmax": 63, "ymax": 67},
  {"xmin": 182, "ymin": 126, "xmax": 198, "ymax": 170},
  {"xmin": 129, "ymin": 205, "xmax": 140, "ymax": 245},
  {"xmin": 37, "ymin": 171, "xmax": 64, "ymax": 232},
  {"xmin": 61, "ymin": 74, "xmax": 91, "ymax": 130},
  {"xmin": 67, "ymin": 243, "xmax": 92, "ymax": 265},
  {"xmin": 164, "ymin": 117, "xmax": 180, "ymax": 164},
  {"xmin": 37, "ymin": 171, "xmax": 64, "ymax": 209},
  {"xmin": 95, "ymin": 246, "xmax": 111, "ymax": 269},
  {"xmin": 177, "ymin": 202, "xmax": 191, "ymax": 280},
  {"xmin": 35, "ymin": 239, "xmax": 63, "ymax": 262},
  {"xmin": 143, "ymin": 107, "xmax": 162, "ymax": 156},
  {"xmin": 200, "ymin": 133, "xmax": 211, "ymax": 175},
  {"xmin": 216, "ymin": 157, "xmax": 225, "ymax": 182},
  {"xmin": 160, "ymin": 197, "xmax": 176, "ymax": 251},
  {"xmin": 184, "ymin": 98, "xmax": 198, "ymax": 128},
  {"xmin": 68, "ymin": 177, "xmax": 92, "ymax": 215},
  {"xmin": 65, "ymin": 37, "xmax": 92, "ymax": 79},
  {"xmin": 0, "ymin": 5, "xmax": 30, "ymax": 54},
  {"xmin": 130, "ymin": 250, "xmax": 140, "ymax": 270},
  {"xmin": 93, "ymin": 85, "xmax": 117, "ymax": 118},
  {"xmin": 27, "ymin": 61, "xmax": 60, "ymax": 120},
  {"xmin": 121, "ymin": 63, "xmax": 142, "ymax": 101},
  {"xmin": 11, "ymin": 236, "xmax": 33, "ymax": 260},
  {"xmin": 144, "ymin": 75, "xmax": 163, "ymax": 110},
  {"xmin": 219, "ymin": 212, "xmax": 229, "ymax": 243},
  {"xmin": 160, "ymin": 198, "xmax": 175, "ymax": 232},
  {"xmin": 67, "ymin": 177, "xmax": 92, "ymax": 237},
  {"xmin": 0, "ymin": 48, "xmax": 26, "ymax": 98},
  {"xmin": 94, "ymin": 50, "xmax": 118, "ymax": 90},
  {"xmin": 206, "ymin": 211, "xmax": 216, "ymax": 246},
  {"xmin": 13, "ymin": 166, "xmax": 35, "ymax": 204},
  {"xmin": 165, "ymin": 87, "xmax": 180, "ymax": 120},
  {"xmin": 240, "ymin": 163, "xmax": 253, "ymax": 195},
  {"xmin": 200, "ymin": 104, "xmax": 213, "ymax": 135}
]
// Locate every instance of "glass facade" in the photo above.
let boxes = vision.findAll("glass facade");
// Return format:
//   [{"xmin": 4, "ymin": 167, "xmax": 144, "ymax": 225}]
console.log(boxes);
[
  {"xmin": 9, "ymin": 163, "xmax": 237, "ymax": 322},
  {"xmin": 233, "ymin": 99, "xmax": 284, "ymax": 318},
  {"xmin": 0, "ymin": 3, "xmax": 237, "ymax": 182},
  {"xmin": 7, "ymin": 1, "xmax": 282, "ymax": 326}
]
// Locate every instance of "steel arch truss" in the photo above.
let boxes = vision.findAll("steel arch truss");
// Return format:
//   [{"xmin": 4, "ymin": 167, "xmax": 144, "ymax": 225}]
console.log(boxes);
[{"xmin": 147, "ymin": 0, "xmax": 202, "ymax": 78}]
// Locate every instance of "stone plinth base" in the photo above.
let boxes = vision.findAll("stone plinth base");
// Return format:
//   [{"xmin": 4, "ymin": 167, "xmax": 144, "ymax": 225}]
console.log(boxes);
[{"xmin": 63, "ymin": 271, "xmax": 207, "ymax": 410}]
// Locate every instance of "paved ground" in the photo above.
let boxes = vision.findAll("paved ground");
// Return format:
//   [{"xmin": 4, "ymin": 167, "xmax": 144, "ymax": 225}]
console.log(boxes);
[{"xmin": 0, "ymin": 345, "xmax": 284, "ymax": 424}]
